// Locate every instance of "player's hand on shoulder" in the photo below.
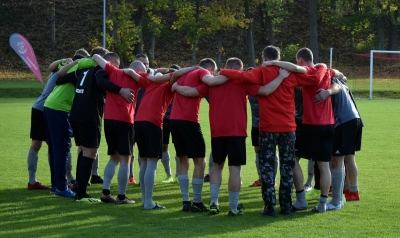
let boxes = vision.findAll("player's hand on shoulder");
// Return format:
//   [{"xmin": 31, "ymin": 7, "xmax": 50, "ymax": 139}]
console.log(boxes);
[
  {"xmin": 119, "ymin": 88, "xmax": 135, "ymax": 102},
  {"xmin": 123, "ymin": 68, "xmax": 134, "ymax": 75},
  {"xmin": 313, "ymin": 88, "xmax": 329, "ymax": 104},
  {"xmin": 279, "ymin": 68, "xmax": 290, "ymax": 78},
  {"xmin": 171, "ymin": 82, "xmax": 178, "ymax": 92},
  {"xmin": 63, "ymin": 58, "xmax": 73, "ymax": 64}
]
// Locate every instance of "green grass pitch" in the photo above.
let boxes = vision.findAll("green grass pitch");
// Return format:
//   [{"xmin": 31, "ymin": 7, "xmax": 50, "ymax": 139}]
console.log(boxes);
[{"xmin": 0, "ymin": 98, "xmax": 399, "ymax": 237}]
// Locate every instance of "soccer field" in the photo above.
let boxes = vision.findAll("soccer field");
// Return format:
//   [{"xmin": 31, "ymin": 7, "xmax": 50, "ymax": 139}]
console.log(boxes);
[{"xmin": 0, "ymin": 98, "xmax": 399, "ymax": 237}]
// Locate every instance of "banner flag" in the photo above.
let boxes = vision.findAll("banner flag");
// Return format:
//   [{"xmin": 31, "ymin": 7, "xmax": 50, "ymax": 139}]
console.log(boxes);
[{"xmin": 9, "ymin": 33, "xmax": 43, "ymax": 84}]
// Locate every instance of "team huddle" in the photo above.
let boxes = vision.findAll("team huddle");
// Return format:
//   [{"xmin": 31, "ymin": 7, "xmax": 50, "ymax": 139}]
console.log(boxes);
[{"xmin": 26, "ymin": 45, "xmax": 362, "ymax": 216}]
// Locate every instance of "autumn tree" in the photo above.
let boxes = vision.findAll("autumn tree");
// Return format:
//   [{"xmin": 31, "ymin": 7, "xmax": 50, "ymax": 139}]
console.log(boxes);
[
  {"xmin": 142, "ymin": 0, "xmax": 169, "ymax": 66},
  {"xmin": 172, "ymin": 0, "xmax": 211, "ymax": 65},
  {"xmin": 130, "ymin": 0, "xmax": 169, "ymax": 62},
  {"xmin": 50, "ymin": 0, "xmax": 55, "ymax": 50},
  {"xmin": 309, "ymin": 0, "xmax": 319, "ymax": 63},
  {"xmin": 244, "ymin": 0, "xmax": 256, "ymax": 67},
  {"xmin": 201, "ymin": 0, "xmax": 245, "ymax": 69},
  {"xmin": 258, "ymin": 0, "xmax": 292, "ymax": 46},
  {"xmin": 107, "ymin": 0, "xmax": 140, "ymax": 66},
  {"xmin": 379, "ymin": 0, "xmax": 400, "ymax": 50}
]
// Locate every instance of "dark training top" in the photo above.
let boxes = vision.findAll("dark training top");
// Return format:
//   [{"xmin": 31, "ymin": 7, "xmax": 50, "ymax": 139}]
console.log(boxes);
[{"xmin": 57, "ymin": 66, "xmax": 121, "ymax": 128}]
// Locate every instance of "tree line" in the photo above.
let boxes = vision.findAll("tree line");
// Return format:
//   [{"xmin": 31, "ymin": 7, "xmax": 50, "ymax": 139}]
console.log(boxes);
[{"xmin": 1, "ymin": 0, "xmax": 399, "ymax": 71}]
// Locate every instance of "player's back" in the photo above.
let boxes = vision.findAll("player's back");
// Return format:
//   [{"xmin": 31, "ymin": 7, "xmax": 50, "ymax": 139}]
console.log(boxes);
[
  {"xmin": 208, "ymin": 79, "xmax": 249, "ymax": 137},
  {"xmin": 135, "ymin": 78, "xmax": 173, "ymax": 128},
  {"xmin": 170, "ymin": 69, "xmax": 210, "ymax": 122},
  {"xmin": 331, "ymin": 79, "xmax": 360, "ymax": 127},
  {"xmin": 252, "ymin": 66, "xmax": 300, "ymax": 132},
  {"xmin": 70, "ymin": 66, "xmax": 107, "ymax": 127},
  {"xmin": 104, "ymin": 64, "xmax": 139, "ymax": 124},
  {"xmin": 302, "ymin": 68, "xmax": 335, "ymax": 125}
]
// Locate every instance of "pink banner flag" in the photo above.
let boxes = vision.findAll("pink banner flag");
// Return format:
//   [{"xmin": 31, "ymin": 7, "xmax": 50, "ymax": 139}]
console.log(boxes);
[{"xmin": 9, "ymin": 33, "xmax": 43, "ymax": 84}]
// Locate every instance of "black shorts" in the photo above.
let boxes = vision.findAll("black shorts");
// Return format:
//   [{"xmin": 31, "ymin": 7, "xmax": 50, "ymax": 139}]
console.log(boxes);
[
  {"xmin": 170, "ymin": 120, "xmax": 206, "ymax": 158},
  {"xmin": 251, "ymin": 127, "xmax": 259, "ymax": 147},
  {"xmin": 134, "ymin": 121, "xmax": 162, "ymax": 158},
  {"xmin": 295, "ymin": 118, "xmax": 308, "ymax": 159},
  {"xmin": 295, "ymin": 124, "xmax": 334, "ymax": 162},
  {"xmin": 211, "ymin": 136, "xmax": 246, "ymax": 166},
  {"xmin": 104, "ymin": 119, "xmax": 135, "ymax": 155},
  {"xmin": 162, "ymin": 118, "xmax": 171, "ymax": 144},
  {"xmin": 30, "ymin": 108, "xmax": 47, "ymax": 141},
  {"xmin": 332, "ymin": 118, "xmax": 362, "ymax": 156},
  {"xmin": 70, "ymin": 121, "xmax": 101, "ymax": 148}
]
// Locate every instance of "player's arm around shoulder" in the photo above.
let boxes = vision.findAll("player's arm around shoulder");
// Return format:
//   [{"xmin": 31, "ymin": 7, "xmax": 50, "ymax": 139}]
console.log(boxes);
[
  {"xmin": 312, "ymin": 77, "xmax": 342, "ymax": 104},
  {"xmin": 92, "ymin": 54, "xmax": 107, "ymax": 69},
  {"xmin": 171, "ymin": 82, "xmax": 200, "ymax": 97},
  {"xmin": 48, "ymin": 58, "xmax": 72, "ymax": 72},
  {"xmin": 202, "ymin": 74, "xmax": 229, "ymax": 86},
  {"xmin": 168, "ymin": 66, "xmax": 200, "ymax": 84},
  {"xmin": 58, "ymin": 59, "xmax": 79, "ymax": 76},
  {"xmin": 123, "ymin": 68, "xmax": 142, "ymax": 82},
  {"xmin": 257, "ymin": 68, "xmax": 291, "ymax": 96},
  {"xmin": 263, "ymin": 60, "xmax": 306, "ymax": 74},
  {"xmin": 56, "ymin": 72, "xmax": 76, "ymax": 86},
  {"xmin": 147, "ymin": 72, "xmax": 172, "ymax": 83}
]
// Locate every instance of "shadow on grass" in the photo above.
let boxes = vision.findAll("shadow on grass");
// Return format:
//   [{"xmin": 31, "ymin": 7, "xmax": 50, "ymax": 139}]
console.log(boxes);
[{"xmin": 0, "ymin": 184, "xmax": 320, "ymax": 237}]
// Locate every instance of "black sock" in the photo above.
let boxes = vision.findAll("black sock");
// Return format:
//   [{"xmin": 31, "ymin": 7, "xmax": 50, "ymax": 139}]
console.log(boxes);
[
  {"xmin": 102, "ymin": 189, "xmax": 111, "ymax": 195},
  {"xmin": 118, "ymin": 194, "xmax": 126, "ymax": 200},
  {"xmin": 75, "ymin": 151, "xmax": 83, "ymax": 181},
  {"xmin": 76, "ymin": 156, "xmax": 93, "ymax": 197},
  {"xmin": 296, "ymin": 189, "xmax": 305, "ymax": 194},
  {"xmin": 314, "ymin": 162, "xmax": 321, "ymax": 190}
]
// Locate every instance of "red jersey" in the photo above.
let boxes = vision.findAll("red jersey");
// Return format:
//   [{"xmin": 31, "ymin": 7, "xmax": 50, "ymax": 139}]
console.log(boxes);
[
  {"xmin": 302, "ymin": 68, "xmax": 336, "ymax": 125},
  {"xmin": 220, "ymin": 65, "xmax": 326, "ymax": 132},
  {"xmin": 104, "ymin": 63, "xmax": 140, "ymax": 124},
  {"xmin": 135, "ymin": 77, "xmax": 174, "ymax": 128},
  {"xmin": 170, "ymin": 69, "xmax": 210, "ymax": 122},
  {"xmin": 207, "ymin": 80, "xmax": 260, "ymax": 137}
]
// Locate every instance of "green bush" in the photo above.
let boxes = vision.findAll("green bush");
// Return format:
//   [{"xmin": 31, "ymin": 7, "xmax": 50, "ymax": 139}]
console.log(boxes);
[
  {"xmin": 281, "ymin": 44, "xmax": 299, "ymax": 62},
  {"xmin": 355, "ymin": 34, "xmax": 378, "ymax": 53}
]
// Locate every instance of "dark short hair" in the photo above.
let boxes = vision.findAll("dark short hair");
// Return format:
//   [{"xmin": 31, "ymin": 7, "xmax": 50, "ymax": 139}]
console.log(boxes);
[
  {"xmin": 262, "ymin": 45, "xmax": 280, "ymax": 61},
  {"xmin": 225, "ymin": 57, "xmax": 243, "ymax": 70},
  {"xmin": 135, "ymin": 53, "xmax": 148, "ymax": 59},
  {"xmin": 199, "ymin": 58, "xmax": 217, "ymax": 72},
  {"xmin": 90, "ymin": 47, "xmax": 109, "ymax": 57},
  {"xmin": 104, "ymin": 52, "xmax": 120, "ymax": 62},
  {"xmin": 166, "ymin": 68, "xmax": 178, "ymax": 74},
  {"xmin": 296, "ymin": 48, "xmax": 313, "ymax": 63},
  {"xmin": 72, "ymin": 54, "xmax": 86, "ymax": 61},
  {"xmin": 169, "ymin": 64, "xmax": 181, "ymax": 70}
]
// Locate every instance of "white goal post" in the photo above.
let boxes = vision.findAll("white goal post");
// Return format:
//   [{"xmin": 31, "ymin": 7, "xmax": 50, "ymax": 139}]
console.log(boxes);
[{"xmin": 369, "ymin": 50, "xmax": 400, "ymax": 100}]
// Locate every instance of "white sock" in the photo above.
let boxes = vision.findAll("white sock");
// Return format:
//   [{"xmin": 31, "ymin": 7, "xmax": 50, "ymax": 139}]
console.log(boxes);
[
  {"xmin": 91, "ymin": 153, "xmax": 99, "ymax": 176},
  {"xmin": 229, "ymin": 191, "xmax": 240, "ymax": 211},
  {"xmin": 118, "ymin": 163, "xmax": 129, "ymax": 195},
  {"xmin": 103, "ymin": 160, "xmax": 117, "ymax": 190},
  {"xmin": 210, "ymin": 184, "xmax": 220, "ymax": 204},
  {"xmin": 27, "ymin": 150, "xmax": 38, "ymax": 184},
  {"xmin": 192, "ymin": 178, "xmax": 204, "ymax": 203},
  {"xmin": 178, "ymin": 174, "xmax": 190, "ymax": 201},
  {"xmin": 139, "ymin": 159, "xmax": 147, "ymax": 205},
  {"xmin": 161, "ymin": 151, "xmax": 171, "ymax": 176},
  {"xmin": 144, "ymin": 160, "xmax": 158, "ymax": 209}
]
